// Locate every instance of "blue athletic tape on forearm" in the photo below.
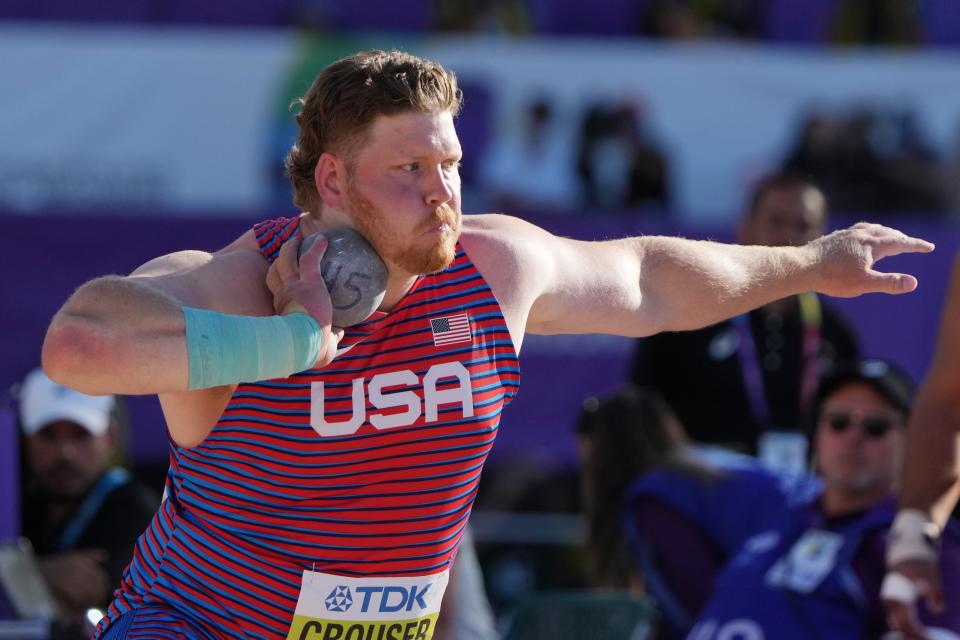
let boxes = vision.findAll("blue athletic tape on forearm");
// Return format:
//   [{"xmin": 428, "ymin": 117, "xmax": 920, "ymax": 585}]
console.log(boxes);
[{"xmin": 183, "ymin": 307, "xmax": 322, "ymax": 390}]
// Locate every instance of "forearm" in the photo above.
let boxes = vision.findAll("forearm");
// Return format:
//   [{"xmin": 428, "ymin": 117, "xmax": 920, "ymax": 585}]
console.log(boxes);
[
  {"xmin": 43, "ymin": 276, "xmax": 190, "ymax": 395},
  {"xmin": 899, "ymin": 382, "xmax": 960, "ymax": 528},
  {"xmin": 44, "ymin": 264, "xmax": 326, "ymax": 396},
  {"xmin": 900, "ymin": 255, "xmax": 960, "ymax": 527},
  {"xmin": 637, "ymin": 236, "xmax": 814, "ymax": 332}
]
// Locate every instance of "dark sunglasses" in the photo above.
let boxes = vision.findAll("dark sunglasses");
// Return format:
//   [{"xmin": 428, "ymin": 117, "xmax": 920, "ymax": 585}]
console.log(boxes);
[{"xmin": 819, "ymin": 408, "xmax": 902, "ymax": 439}]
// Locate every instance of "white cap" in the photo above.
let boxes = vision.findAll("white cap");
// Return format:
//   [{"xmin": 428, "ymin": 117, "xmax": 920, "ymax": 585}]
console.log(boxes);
[{"xmin": 19, "ymin": 368, "xmax": 114, "ymax": 437}]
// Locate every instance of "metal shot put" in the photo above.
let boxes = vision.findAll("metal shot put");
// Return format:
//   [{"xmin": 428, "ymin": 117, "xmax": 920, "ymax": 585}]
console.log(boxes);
[{"xmin": 298, "ymin": 228, "xmax": 388, "ymax": 327}]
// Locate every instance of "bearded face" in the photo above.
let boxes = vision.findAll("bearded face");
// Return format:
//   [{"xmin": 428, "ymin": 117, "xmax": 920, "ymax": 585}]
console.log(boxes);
[{"xmin": 346, "ymin": 174, "xmax": 461, "ymax": 275}]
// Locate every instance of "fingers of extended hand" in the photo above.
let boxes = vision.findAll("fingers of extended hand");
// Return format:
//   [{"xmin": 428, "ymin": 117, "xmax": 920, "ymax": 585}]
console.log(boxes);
[
  {"xmin": 837, "ymin": 224, "xmax": 932, "ymax": 295},
  {"xmin": 866, "ymin": 269, "xmax": 918, "ymax": 294},
  {"xmin": 868, "ymin": 229, "xmax": 936, "ymax": 260},
  {"xmin": 843, "ymin": 223, "xmax": 933, "ymax": 254}
]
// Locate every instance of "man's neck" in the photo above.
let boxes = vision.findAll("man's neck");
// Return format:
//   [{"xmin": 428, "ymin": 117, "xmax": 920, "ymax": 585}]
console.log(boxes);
[{"xmin": 380, "ymin": 272, "xmax": 420, "ymax": 312}]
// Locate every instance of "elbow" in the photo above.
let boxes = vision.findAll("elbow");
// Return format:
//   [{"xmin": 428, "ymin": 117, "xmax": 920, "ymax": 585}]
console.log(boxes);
[
  {"xmin": 42, "ymin": 314, "xmax": 108, "ymax": 393},
  {"xmin": 634, "ymin": 296, "xmax": 675, "ymax": 337}
]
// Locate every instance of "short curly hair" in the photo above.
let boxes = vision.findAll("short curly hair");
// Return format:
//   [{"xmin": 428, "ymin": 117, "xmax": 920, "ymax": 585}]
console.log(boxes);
[{"xmin": 284, "ymin": 49, "xmax": 462, "ymax": 212}]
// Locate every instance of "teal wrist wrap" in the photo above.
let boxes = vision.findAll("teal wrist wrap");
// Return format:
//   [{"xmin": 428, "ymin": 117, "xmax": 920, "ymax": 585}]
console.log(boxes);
[{"xmin": 182, "ymin": 308, "xmax": 323, "ymax": 390}]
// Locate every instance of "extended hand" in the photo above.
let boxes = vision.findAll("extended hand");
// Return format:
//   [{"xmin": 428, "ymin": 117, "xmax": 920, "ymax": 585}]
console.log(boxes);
[
  {"xmin": 266, "ymin": 235, "xmax": 342, "ymax": 367},
  {"xmin": 806, "ymin": 223, "xmax": 934, "ymax": 298}
]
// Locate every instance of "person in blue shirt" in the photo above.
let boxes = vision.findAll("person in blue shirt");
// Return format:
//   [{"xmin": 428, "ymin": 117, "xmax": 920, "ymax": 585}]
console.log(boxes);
[{"xmin": 622, "ymin": 360, "xmax": 960, "ymax": 639}]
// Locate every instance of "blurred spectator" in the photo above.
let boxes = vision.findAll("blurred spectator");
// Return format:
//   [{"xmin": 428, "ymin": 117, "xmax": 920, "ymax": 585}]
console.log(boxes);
[
  {"xmin": 576, "ymin": 386, "xmax": 702, "ymax": 593},
  {"xmin": 479, "ymin": 96, "xmax": 580, "ymax": 215},
  {"xmin": 705, "ymin": 0, "xmax": 766, "ymax": 39},
  {"xmin": 784, "ymin": 107, "xmax": 948, "ymax": 215},
  {"xmin": 783, "ymin": 113, "xmax": 844, "ymax": 197},
  {"xmin": 638, "ymin": 0, "xmax": 926, "ymax": 44},
  {"xmin": 576, "ymin": 101, "xmax": 671, "ymax": 213},
  {"xmin": 18, "ymin": 369, "xmax": 158, "ymax": 638},
  {"xmin": 435, "ymin": 0, "xmax": 529, "ymax": 34},
  {"xmin": 832, "ymin": 0, "xmax": 920, "ymax": 45},
  {"xmin": 831, "ymin": 108, "xmax": 887, "ymax": 212},
  {"xmin": 296, "ymin": 0, "xmax": 432, "ymax": 32},
  {"xmin": 630, "ymin": 172, "xmax": 859, "ymax": 465},
  {"xmin": 639, "ymin": 0, "xmax": 701, "ymax": 38},
  {"xmin": 628, "ymin": 359, "xmax": 960, "ymax": 638},
  {"xmin": 576, "ymin": 385, "xmax": 819, "ymax": 637},
  {"xmin": 882, "ymin": 109, "xmax": 948, "ymax": 212},
  {"xmin": 639, "ymin": 0, "xmax": 768, "ymax": 40}
]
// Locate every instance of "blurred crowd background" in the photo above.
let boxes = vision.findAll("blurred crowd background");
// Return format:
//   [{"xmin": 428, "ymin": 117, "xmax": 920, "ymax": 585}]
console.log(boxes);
[{"xmin": 3, "ymin": 0, "xmax": 960, "ymax": 637}]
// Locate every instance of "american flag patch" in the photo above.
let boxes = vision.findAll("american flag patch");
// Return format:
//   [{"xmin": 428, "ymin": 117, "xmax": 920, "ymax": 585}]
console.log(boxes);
[{"xmin": 430, "ymin": 313, "xmax": 472, "ymax": 346}]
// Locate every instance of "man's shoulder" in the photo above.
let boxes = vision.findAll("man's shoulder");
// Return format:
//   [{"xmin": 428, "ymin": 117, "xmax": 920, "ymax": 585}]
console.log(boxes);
[
  {"xmin": 458, "ymin": 214, "xmax": 549, "ymax": 340},
  {"xmin": 461, "ymin": 212, "xmax": 532, "ymax": 235},
  {"xmin": 217, "ymin": 227, "xmax": 262, "ymax": 254},
  {"xmin": 459, "ymin": 213, "xmax": 555, "ymax": 257},
  {"xmin": 460, "ymin": 214, "xmax": 528, "ymax": 263}
]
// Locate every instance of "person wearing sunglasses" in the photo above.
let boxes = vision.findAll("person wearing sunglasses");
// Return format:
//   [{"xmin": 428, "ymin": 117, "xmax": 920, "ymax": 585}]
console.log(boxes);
[
  {"xmin": 811, "ymin": 360, "xmax": 913, "ymax": 520},
  {"xmin": 624, "ymin": 359, "xmax": 960, "ymax": 639}
]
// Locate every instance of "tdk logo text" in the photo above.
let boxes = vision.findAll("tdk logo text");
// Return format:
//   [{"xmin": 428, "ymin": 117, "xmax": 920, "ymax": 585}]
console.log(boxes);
[
  {"xmin": 350, "ymin": 584, "xmax": 432, "ymax": 613},
  {"xmin": 324, "ymin": 586, "xmax": 353, "ymax": 612}
]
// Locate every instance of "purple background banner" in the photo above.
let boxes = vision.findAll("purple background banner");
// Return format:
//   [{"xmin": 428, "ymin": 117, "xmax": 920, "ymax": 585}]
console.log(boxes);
[
  {"xmin": 3, "ymin": 211, "xmax": 957, "ymax": 468},
  {"xmin": 2, "ymin": 0, "xmax": 960, "ymax": 45},
  {"xmin": 0, "ymin": 409, "xmax": 18, "ymax": 543}
]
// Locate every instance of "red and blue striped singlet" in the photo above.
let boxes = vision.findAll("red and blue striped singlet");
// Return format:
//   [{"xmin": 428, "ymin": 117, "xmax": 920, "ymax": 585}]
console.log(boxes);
[{"xmin": 97, "ymin": 216, "xmax": 520, "ymax": 639}]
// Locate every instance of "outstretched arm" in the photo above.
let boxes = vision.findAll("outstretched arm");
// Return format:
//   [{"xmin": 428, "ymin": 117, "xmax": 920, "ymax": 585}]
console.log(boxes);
[
  {"xmin": 900, "ymin": 255, "xmax": 960, "ymax": 526},
  {"xmin": 883, "ymin": 255, "xmax": 960, "ymax": 639},
  {"xmin": 517, "ymin": 220, "xmax": 933, "ymax": 337}
]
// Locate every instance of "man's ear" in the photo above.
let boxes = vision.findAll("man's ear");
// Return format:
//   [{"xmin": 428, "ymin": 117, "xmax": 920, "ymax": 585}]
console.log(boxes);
[{"xmin": 315, "ymin": 151, "xmax": 347, "ymax": 210}]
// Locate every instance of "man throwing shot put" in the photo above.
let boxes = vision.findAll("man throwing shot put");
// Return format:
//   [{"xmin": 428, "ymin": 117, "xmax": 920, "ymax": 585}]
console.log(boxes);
[{"xmin": 43, "ymin": 50, "xmax": 933, "ymax": 640}]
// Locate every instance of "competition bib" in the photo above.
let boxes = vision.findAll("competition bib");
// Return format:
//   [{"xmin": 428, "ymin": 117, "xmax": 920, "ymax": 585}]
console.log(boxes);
[
  {"xmin": 286, "ymin": 569, "xmax": 449, "ymax": 640},
  {"xmin": 765, "ymin": 529, "xmax": 843, "ymax": 593}
]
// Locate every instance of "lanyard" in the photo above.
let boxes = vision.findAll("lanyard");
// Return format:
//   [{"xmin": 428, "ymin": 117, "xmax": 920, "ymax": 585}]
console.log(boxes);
[
  {"xmin": 56, "ymin": 467, "xmax": 129, "ymax": 551},
  {"xmin": 732, "ymin": 292, "xmax": 822, "ymax": 428}
]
